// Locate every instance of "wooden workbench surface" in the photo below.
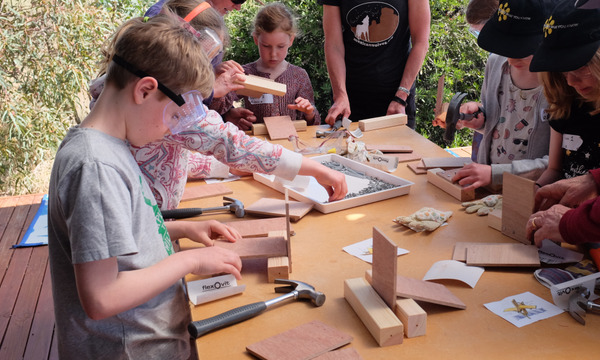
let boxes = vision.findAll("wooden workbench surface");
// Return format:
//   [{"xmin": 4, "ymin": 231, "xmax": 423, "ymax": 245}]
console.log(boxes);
[{"xmin": 181, "ymin": 124, "xmax": 596, "ymax": 359}]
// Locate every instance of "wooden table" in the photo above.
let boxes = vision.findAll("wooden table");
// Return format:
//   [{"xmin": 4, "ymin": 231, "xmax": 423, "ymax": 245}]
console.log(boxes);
[{"xmin": 182, "ymin": 124, "xmax": 597, "ymax": 359}]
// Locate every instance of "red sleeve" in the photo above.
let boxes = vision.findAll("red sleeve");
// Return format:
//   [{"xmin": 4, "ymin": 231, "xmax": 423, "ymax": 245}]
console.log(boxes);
[{"xmin": 559, "ymin": 169, "xmax": 600, "ymax": 244}]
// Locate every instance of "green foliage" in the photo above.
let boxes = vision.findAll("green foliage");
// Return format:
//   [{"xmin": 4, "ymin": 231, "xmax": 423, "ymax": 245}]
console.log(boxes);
[{"xmin": 0, "ymin": 0, "xmax": 145, "ymax": 195}]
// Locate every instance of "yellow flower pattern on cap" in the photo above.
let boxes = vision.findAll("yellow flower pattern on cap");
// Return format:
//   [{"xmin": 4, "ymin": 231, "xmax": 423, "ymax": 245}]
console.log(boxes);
[
  {"xmin": 543, "ymin": 16, "xmax": 555, "ymax": 38},
  {"xmin": 498, "ymin": 2, "xmax": 510, "ymax": 22}
]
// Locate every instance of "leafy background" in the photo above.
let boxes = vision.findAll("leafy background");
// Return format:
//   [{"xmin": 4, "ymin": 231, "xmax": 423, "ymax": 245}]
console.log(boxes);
[{"xmin": 0, "ymin": 0, "xmax": 488, "ymax": 196}]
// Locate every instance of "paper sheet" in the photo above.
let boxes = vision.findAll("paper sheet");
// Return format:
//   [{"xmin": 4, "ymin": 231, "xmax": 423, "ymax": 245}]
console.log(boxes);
[
  {"xmin": 538, "ymin": 239, "xmax": 584, "ymax": 264},
  {"xmin": 343, "ymin": 238, "xmax": 409, "ymax": 264},
  {"xmin": 423, "ymin": 260, "xmax": 484, "ymax": 288},
  {"xmin": 484, "ymin": 291, "xmax": 564, "ymax": 328}
]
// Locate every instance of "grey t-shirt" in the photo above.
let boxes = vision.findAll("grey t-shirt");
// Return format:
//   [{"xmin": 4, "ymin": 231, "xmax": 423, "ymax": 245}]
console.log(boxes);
[{"xmin": 48, "ymin": 126, "xmax": 190, "ymax": 359}]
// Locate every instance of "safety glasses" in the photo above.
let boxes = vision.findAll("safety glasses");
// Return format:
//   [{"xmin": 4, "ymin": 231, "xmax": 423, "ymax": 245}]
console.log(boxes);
[{"xmin": 112, "ymin": 54, "xmax": 206, "ymax": 134}]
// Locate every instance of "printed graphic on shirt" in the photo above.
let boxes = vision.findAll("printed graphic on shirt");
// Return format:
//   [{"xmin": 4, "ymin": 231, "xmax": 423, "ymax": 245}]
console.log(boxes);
[
  {"xmin": 347, "ymin": 2, "xmax": 399, "ymax": 47},
  {"xmin": 140, "ymin": 176, "xmax": 174, "ymax": 255}
]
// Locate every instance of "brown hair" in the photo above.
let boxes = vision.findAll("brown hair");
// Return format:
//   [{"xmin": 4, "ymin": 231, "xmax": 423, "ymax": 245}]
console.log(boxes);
[
  {"xmin": 465, "ymin": 0, "xmax": 499, "ymax": 25},
  {"xmin": 540, "ymin": 49, "xmax": 600, "ymax": 119},
  {"xmin": 252, "ymin": 2, "xmax": 297, "ymax": 37},
  {"xmin": 164, "ymin": 0, "xmax": 230, "ymax": 47},
  {"xmin": 102, "ymin": 14, "xmax": 214, "ymax": 98}
]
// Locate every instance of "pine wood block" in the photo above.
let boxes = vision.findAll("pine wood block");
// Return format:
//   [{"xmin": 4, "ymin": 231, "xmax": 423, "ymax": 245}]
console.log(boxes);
[
  {"xmin": 343, "ymin": 277, "xmax": 404, "ymax": 347},
  {"xmin": 313, "ymin": 348, "xmax": 363, "ymax": 360},
  {"xmin": 180, "ymin": 183, "xmax": 233, "ymax": 202},
  {"xmin": 393, "ymin": 274, "xmax": 466, "ymax": 309},
  {"xmin": 488, "ymin": 208, "xmax": 502, "ymax": 231},
  {"xmin": 407, "ymin": 160, "xmax": 427, "ymax": 175},
  {"xmin": 263, "ymin": 116, "xmax": 298, "ymax": 140},
  {"xmin": 245, "ymin": 198, "xmax": 313, "ymax": 222},
  {"xmin": 420, "ymin": 157, "xmax": 472, "ymax": 169},
  {"xmin": 501, "ymin": 172, "xmax": 536, "ymax": 244},
  {"xmin": 245, "ymin": 320, "xmax": 353, "ymax": 360},
  {"xmin": 465, "ymin": 243, "xmax": 540, "ymax": 267},
  {"xmin": 365, "ymin": 144, "xmax": 413, "ymax": 153},
  {"xmin": 269, "ymin": 229, "xmax": 292, "ymax": 278},
  {"xmin": 223, "ymin": 218, "xmax": 292, "ymax": 238},
  {"xmin": 235, "ymin": 74, "xmax": 286, "ymax": 97},
  {"xmin": 394, "ymin": 298, "xmax": 427, "ymax": 338},
  {"xmin": 267, "ymin": 256, "xmax": 289, "ymax": 283},
  {"xmin": 252, "ymin": 120, "xmax": 307, "ymax": 136},
  {"xmin": 358, "ymin": 114, "xmax": 407, "ymax": 131},
  {"xmin": 214, "ymin": 236, "xmax": 287, "ymax": 259},
  {"xmin": 427, "ymin": 168, "xmax": 475, "ymax": 202},
  {"xmin": 371, "ymin": 227, "xmax": 397, "ymax": 309}
]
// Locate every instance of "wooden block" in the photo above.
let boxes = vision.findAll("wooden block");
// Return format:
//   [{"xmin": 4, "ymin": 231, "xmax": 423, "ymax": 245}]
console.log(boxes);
[
  {"xmin": 223, "ymin": 218, "xmax": 292, "ymax": 238},
  {"xmin": 394, "ymin": 298, "xmax": 427, "ymax": 338},
  {"xmin": 344, "ymin": 277, "xmax": 404, "ymax": 347},
  {"xmin": 245, "ymin": 198, "xmax": 313, "ymax": 222},
  {"xmin": 394, "ymin": 274, "xmax": 466, "ymax": 309},
  {"xmin": 180, "ymin": 183, "xmax": 232, "ymax": 202},
  {"xmin": 235, "ymin": 74, "xmax": 286, "ymax": 97},
  {"xmin": 358, "ymin": 114, "xmax": 407, "ymax": 132},
  {"xmin": 427, "ymin": 168, "xmax": 475, "ymax": 202},
  {"xmin": 371, "ymin": 227, "xmax": 397, "ymax": 309},
  {"xmin": 263, "ymin": 115, "xmax": 298, "ymax": 140},
  {"xmin": 313, "ymin": 348, "xmax": 363, "ymax": 360},
  {"xmin": 253, "ymin": 120, "xmax": 307, "ymax": 136},
  {"xmin": 465, "ymin": 243, "xmax": 540, "ymax": 267},
  {"xmin": 501, "ymin": 172, "xmax": 536, "ymax": 244},
  {"xmin": 488, "ymin": 208, "xmax": 502, "ymax": 231},
  {"xmin": 407, "ymin": 161, "xmax": 427, "ymax": 175},
  {"xmin": 420, "ymin": 157, "xmax": 472, "ymax": 169},
  {"xmin": 246, "ymin": 320, "xmax": 353, "ymax": 360},
  {"xmin": 214, "ymin": 236, "xmax": 287, "ymax": 259},
  {"xmin": 366, "ymin": 144, "xmax": 413, "ymax": 153},
  {"xmin": 267, "ymin": 256, "xmax": 289, "ymax": 283}
]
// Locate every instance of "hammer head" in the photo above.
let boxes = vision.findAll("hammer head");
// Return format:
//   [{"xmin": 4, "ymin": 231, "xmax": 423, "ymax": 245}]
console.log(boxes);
[
  {"xmin": 569, "ymin": 286, "xmax": 589, "ymax": 325},
  {"xmin": 274, "ymin": 279, "xmax": 326, "ymax": 307},
  {"xmin": 223, "ymin": 196, "xmax": 245, "ymax": 218},
  {"xmin": 444, "ymin": 92, "xmax": 468, "ymax": 145}
]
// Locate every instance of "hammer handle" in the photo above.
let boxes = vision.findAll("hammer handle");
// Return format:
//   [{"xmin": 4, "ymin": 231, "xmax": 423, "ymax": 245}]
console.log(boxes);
[
  {"xmin": 161, "ymin": 208, "xmax": 204, "ymax": 220},
  {"xmin": 188, "ymin": 301, "xmax": 267, "ymax": 338}
]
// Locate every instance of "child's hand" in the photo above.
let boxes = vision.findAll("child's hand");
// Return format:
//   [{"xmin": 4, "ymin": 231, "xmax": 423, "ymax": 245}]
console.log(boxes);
[
  {"xmin": 187, "ymin": 246, "xmax": 242, "ymax": 280},
  {"xmin": 457, "ymin": 101, "xmax": 485, "ymax": 130},
  {"xmin": 182, "ymin": 220, "xmax": 242, "ymax": 247},
  {"xmin": 299, "ymin": 158, "xmax": 348, "ymax": 201},
  {"xmin": 215, "ymin": 60, "xmax": 244, "ymax": 75},
  {"xmin": 451, "ymin": 163, "xmax": 492, "ymax": 191},
  {"xmin": 224, "ymin": 108, "xmax": 257, "ymax": 131},
  {"xmin": 214, "ymin": 70, "xmax": 246, "ymax": 98},
  {"xmin": 287, "ymin": 97, "xmax": 314, "ymax": 116}
]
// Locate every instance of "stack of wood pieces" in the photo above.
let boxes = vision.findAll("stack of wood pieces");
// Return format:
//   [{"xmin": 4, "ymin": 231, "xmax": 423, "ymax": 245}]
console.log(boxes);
[{"xmin": 452, "ymin": 242, "xmax": 540, "ymax": 267}]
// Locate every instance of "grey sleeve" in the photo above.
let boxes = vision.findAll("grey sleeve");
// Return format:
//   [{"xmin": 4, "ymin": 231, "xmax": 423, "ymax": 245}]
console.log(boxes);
[{"xmin": 490, "ymin": 156, "xmax": 549, "ymax": 186}]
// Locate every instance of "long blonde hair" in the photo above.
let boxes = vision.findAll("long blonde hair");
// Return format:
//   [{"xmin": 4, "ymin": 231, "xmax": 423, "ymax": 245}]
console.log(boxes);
[
  {"xmin": 541, "ymin": 48, "xmax": 600, "ymax": 119},
  {"xmin": 252, "ymin": 2, "xmax": 297, "ymax": 38}
]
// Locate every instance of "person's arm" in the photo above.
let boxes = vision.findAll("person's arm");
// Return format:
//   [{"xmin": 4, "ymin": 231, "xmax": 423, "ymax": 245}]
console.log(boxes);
[
  {"xmin": 535, "ymin": 169, "xmax": 600, "ymax": 211},
  {"xmin": 387, "ymin": 0, "xmax": 430, "ymax": 115},
  {"xmin": 559, "ymin": 196, "xmax": 600, "ymax": 245},
  {"xmin": 534, "ymin": 128, "xmax": 563, "ymax": 186},
  {"xmin": 166, "ymin": 219, "xmax": 241, "ymax": 246},
  {"xmin": 297, "ymin": 156, "xmax": 348, "ymax": 201},
  {"xmin": 323, "ymin": 5, "xmax": 350, "ymax": 125}
]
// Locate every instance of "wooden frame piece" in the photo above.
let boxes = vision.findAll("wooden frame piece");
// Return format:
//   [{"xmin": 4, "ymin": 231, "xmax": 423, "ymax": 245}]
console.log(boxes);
[
  {"xmin": 252, "ymin": 120, "xmax": 307, "ymax": 136},
  {"xmin": 344, "ymin": 277, "xmax": 404, "ymax": 347},
  {"xmin": 465, "ymin": 243, "xmax": 540, "ymax": 267},
  {"xmin": 393, "ymin": 274, "xmax": 466, "ymax": 309},
  {"xmin": 180, "ymin": 183, "xmax": 232, "ymax": 202},
  {"xmin": 394, "ymin": 298, "xmax": 427, "ymax": 338},
  {"xmin": 245, "ymin": 197, "xmax": 313, "ymax": 222},
  {"xmin": 371, "ymin": 227, "xmax": 397, "ymax": 309},
  {"xmin": 488, "ymin": 208, "xmax": 502, "ymax": 231},
  {"xmin": 407, "ymin": 161, "xmax": 427, "ymax": 175},
  {"xmin": 365, "ymin": 145, "xmax": 413, "ymax": 153},
  {"xmin": 313, "ymin": 348, "xmax": 363, "ymax": 360},
  {"xmin": 214, "ymin": 236, "xmax": 287, "ymax": 259},
  {"xmin": 223, "ymin": 217, "xmax": 292, "ymax": 238},
  {"xmin": 235, "ymin": 74, "xmax": 286, "ymax": 97},
  {"xmin": 358, "ymin": 114, "xmax": 407, "ymax": 131},
  {"xmin": 420, "ymin": 157, "xmax": 472, "ymax": 169},
  {"xmin": 427, "ymin": 168, "xmax": 475, "ymax": 202},
  {"xmin": 262, "ymin": 116, "xmax": 298, "ymax": 140},
  {"xmin": 501, "ymin": 172, "xmax": 536, "ymax": 244}
]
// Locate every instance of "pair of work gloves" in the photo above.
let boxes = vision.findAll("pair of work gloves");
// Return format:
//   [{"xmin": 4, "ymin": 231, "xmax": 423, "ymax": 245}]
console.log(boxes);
[
  {"xmin": 461, "ymin": 194, "xmax": 502, "ymax": 216},
  {"xmin": 393, "ymin": 207, "xmax": 453, "ymax": 232}
]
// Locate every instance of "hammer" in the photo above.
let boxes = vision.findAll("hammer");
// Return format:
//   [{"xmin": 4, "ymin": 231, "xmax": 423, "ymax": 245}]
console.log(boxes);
[
  {"xmin": 568, "ymin": 286, "xmax": 600, "ymax": 325},
  {"xmin": 188, "ymin": 279, "xmax": 326, "ymax": 338},
  {"xmin": 161, "ymin": 196, "xmax": 245, "ymax": 220},
  {"xmin": 444, "ymin": 92, "xmax": 483, "ymax": 144}
]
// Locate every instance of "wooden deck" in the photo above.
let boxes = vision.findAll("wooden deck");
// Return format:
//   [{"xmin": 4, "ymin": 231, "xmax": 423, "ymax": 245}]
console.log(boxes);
[{"xmin": 0, "ymin": 194, "xmax": 57, "ymax": 360}]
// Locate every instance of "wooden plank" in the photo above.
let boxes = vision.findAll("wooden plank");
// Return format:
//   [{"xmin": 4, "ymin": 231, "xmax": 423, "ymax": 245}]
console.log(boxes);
[
  {"xmin": 365, "ymin": 145, "xmax": 412, "ymax": 153},
  {"xmin": 23, "ymin": 258, "xmax": 55, "ymax": 360},
  {"xmin": 180, "ymin": 183, "xmax": 232, "ymax": 203},
  {"xmin": 388, "ymin": 152, "xmax": 422, "ymax": 164},
  {"xmin": 488, "ymin": 208, "xmax": 502, "ymax": 231},
  {"xmin": 343, "ymin": 277, "xmax": 403, "ymax": 347},
  {"xmin": 235, "ymin": 74, "xmax": 286, "ymax": 97},
  {"xmin": 420, "ymin": 157, "xmax": 472, "ymax": 169},
  {"xmin": 263, "ymin": 115, "xmax": 298, "ymax": 140},
  {"xmin": 358, "ymin": 114, "xmax": 407, "ymax": 132},
  {"xmin": 313, "ymin": 348, "xmax": 363, "ymax": 360},
  {"xmin": 394, "ymin": 298, "xmax": 427, "ymax": 338},
  {"xmin": 253, "ymin": 120, "xmax": 307, "ymax": 136},
  {"xmin": 223, "ymin": 217, "xmax": 291, "ymax": 238},
  {"xmin": 246, "ymin": 320, "xmax": 353, "ymax": 360},
  {"xmin": 452, "ymin": 242, "xmax": 496, "ymax": 262},
  {"xmin": 214, "ymin": 236, "xmax": 287, "ymax": 259},
  {"xmin": 465, "ymin": 243, "xmax": 540, "ymax": 267},
  {"xmin": 427, "ymin": 168, "xmax": 475, "ymax": 202},
  {"xmin": 394, "ymin": 274, "xmax": 466, "ymax": 310},
  {"xmin": 245, "ymin": 198, "xmax": 313, "ymax": 222},
  {"xmin": 371, "ymin": 227, "xmax": 397, "ymax": 309},
  {"xmin": 407, "ymin": 161, "xmax": 427, "ymax": 175},
  {"xmin": 501, "ymin": 172, "xmax": 536, "ymax": 244}
]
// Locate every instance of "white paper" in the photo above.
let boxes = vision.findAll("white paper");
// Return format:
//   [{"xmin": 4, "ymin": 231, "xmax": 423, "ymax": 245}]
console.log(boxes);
[
  {"xmin": 538, "ymin": 239, "xmax": 584, "ymax": 264},
  {"xmin": 343, "ymin": 238, "xmax": 409, "ymax": 264},
  {"xmin": 484, "ymin": 291, "xmax": 564, "ymax": 328},
  {"xmin": 423, "ymin": 260, "xmax": 484, "ymax": 288},
  {"xmin": 550, "ymin": 272, "xmax": 600, "ymax": 310},
  {"xmin": 187, "ymin": 274, "xmax": 245, "ymax": 305},
  {"xmin": 204, "ymin": 173, "xmax": 241, "ymax": 184}
]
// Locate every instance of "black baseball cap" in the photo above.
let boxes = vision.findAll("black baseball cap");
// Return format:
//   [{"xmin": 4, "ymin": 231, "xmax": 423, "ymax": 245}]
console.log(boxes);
[
  {"xmin": 477, "ymin": 0, "xmax": 554, "ymax": 58},
  {"xmin": 530, "ymin": 0, "xmax": 600, "ymax": 72}
]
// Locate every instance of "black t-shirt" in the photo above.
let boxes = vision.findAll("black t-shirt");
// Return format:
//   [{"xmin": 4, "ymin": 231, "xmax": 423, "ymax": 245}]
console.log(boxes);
[
  {"xmin": 319, "ymin": 0, "xmax": 410, "ymax": 91},
  {"xmin": 549, "ymin": 102, "xmax": 600, "ymax": 179}
]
